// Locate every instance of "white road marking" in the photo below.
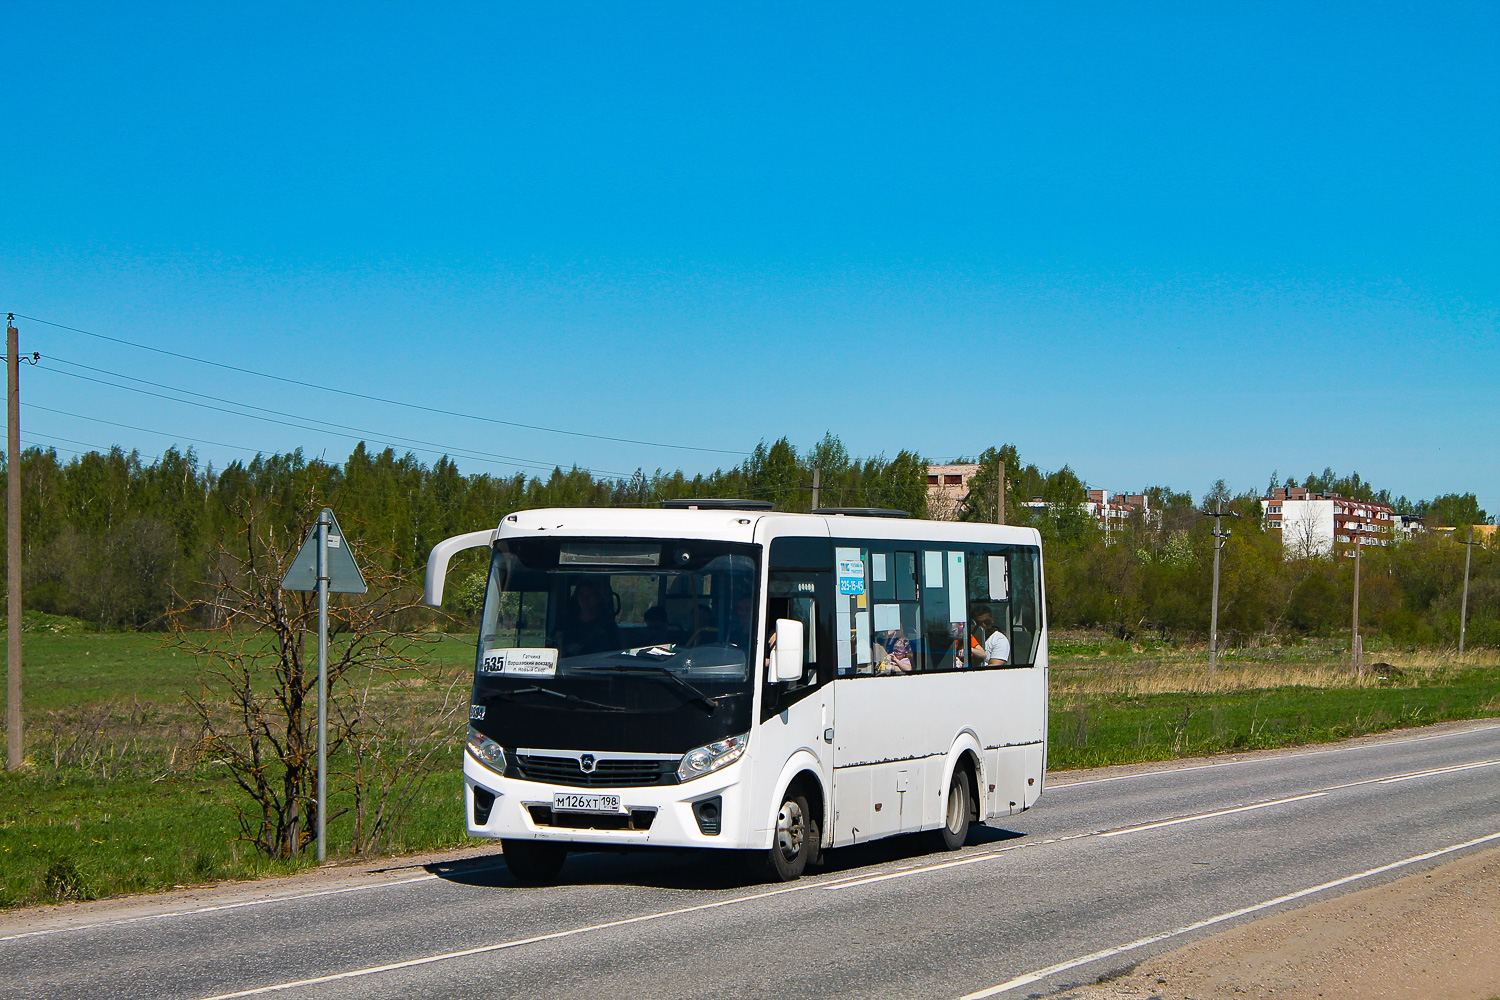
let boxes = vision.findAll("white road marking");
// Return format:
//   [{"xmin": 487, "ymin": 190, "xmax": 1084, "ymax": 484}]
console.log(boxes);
[
  {"xmin": 1378, "ymin": 758, "xmax": 1500, "ymax": 784},
  {"xmin": 194, "ymin": 880, "xmax": 818, "ymax": 999},
  {"xmin": 822, "ymin": 833, "xmax": 1096, "ymax": 891},
  {"xmin": 1099, "ymin": 792, "xmax": 1327, "ymax": 838},
  {"xmin": 1049, "ymin": 723, "xmax": 1500, "ymax": 789},
  {"xmin": 825, "ymin": 792, "xmax": 1328, "ymax": 891},
  {"xmin": 955, "ymin": 829, "xmax": 1500, "ymax": 1000}
]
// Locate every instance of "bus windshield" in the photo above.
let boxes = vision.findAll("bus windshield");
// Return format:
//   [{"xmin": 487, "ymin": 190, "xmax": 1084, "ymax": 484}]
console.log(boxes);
[{"xmin": 472, "ymin": 537, "xmax": 759, "ymax": 754}]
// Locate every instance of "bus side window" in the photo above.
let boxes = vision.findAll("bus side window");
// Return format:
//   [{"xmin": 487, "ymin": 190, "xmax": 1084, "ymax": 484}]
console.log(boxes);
[
  {"xmin": 1008, "ymin": 547, "xmax": 1042, "ymax": 666},
  {"xmin": 920, "ymin": 550, "xmax": 967, "ymax": 672},
  {"xmin": 767, "ymin": 594, "xmax": 818, "ymax": 690},
  {"xmin": 966, "ymin": 545, "xmax": 1041, "ymax": 667}
]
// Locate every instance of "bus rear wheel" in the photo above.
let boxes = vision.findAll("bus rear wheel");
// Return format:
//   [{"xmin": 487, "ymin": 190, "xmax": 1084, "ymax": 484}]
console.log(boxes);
[
  {"xmin": 501, "ymin": 839, "xmax": 568, "ymax": 885},
  {"xmin": 760, "ymin": 790, "xmax": 816, "ymax": 882},
  {"xmin": 929, "ymin": 770, "xmax": 971, "ymax": 852}
]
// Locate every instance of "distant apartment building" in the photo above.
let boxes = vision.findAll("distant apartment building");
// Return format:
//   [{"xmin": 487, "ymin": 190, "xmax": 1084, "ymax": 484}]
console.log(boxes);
[
  {"xmin": 1264, "ymin": 488, "xmax": 1393, "ymax": 557},
  {"xmin": 1391, "ymin": 513, "xmax": 1426, "ymax": 542},
  {"xmin": 926, "ymin": 464, "xmax": 979, "ymax": 520},
  {"xmin": 1085, "ymin": 490, "xmax": 1157, "ymax": 530}
]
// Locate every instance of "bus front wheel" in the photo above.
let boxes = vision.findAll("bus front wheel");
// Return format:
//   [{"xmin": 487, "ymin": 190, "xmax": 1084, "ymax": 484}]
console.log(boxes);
[
  {"xmin": 930, "ymin": 771, "xmax": 971, "ymax": 852},
  {"xmin": 760, "ymin": 790, "xmax": 816, "ymax": 882},
  {"xmin": 501, "ymin": 839, "xmax": 568, "ymax": 885}
]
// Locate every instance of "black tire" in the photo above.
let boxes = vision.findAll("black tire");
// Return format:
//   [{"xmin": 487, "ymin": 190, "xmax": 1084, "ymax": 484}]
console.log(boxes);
[
  {"xmin": 501, "ymin": 838, "xmax": 568, "ymax": 885},
  {"xmin": 760, "ymin": 790, "xmax": 816, "ymax": 882},
  {"xmin": 929, "ymin": 770, "xmax": 971, "ymax": 852}
]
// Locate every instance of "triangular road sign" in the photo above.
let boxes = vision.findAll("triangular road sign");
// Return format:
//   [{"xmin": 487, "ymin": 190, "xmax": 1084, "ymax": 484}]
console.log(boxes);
[{"xmin": 280, "ymin": 508, "xmax": 368, "ymax": 594}]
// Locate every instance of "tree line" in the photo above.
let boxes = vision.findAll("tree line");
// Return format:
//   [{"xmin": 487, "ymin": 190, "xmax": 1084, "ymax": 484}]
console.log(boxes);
[{"xmin": 4, "ymin": 436, "xmax": 1494, "ymax": 647}]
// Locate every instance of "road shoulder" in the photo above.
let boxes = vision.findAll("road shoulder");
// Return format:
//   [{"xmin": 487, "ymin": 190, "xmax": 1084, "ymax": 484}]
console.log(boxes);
[{"xmin": 1052, "ymin": 844, "xmax": 1500, "ymax": 1000}]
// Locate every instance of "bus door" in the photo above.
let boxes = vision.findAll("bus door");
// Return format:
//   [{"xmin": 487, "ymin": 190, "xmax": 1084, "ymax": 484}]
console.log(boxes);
[
  {"xmin": 760, "ymin": 534, "xmax": 835, "ymax": 846},
  {"xmin": 828, "ymin": 544, "xmax": 931, "ymax": 842}
]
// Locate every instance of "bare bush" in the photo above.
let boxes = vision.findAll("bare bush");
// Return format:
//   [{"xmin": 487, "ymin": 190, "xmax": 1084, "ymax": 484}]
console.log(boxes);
[{"xmin": 172, "ymin": 498, "xmax": 449, "ymax": 860}]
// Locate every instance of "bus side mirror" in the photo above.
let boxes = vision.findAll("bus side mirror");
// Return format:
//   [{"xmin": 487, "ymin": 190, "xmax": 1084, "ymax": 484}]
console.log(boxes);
[
  {"xmin": 771, "ymin": 618, "xmax": 805, "ymax": 683},
  {"xmin": 423, "ymin": 529, "xmax": 495, "ymax": 607}
]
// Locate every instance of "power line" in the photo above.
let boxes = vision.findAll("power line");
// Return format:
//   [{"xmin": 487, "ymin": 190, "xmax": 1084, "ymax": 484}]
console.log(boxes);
[
  {"xmin": 36, "ymin": 363, "xmax": 639, "ymax": 478},
  {"xmin": 13, "ymin": 312, "xmax": 748, "ymax": 456},
  {"xmin": 27, "ymin": 405, "xmax": 274, "ymax": 458}
]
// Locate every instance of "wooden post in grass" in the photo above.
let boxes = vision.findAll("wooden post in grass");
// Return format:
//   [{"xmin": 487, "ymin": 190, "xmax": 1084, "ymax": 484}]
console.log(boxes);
[
  {"xmin": 996, "ymin": 461, "xmax": 1006, "ymax": 525},
  {"xmin": 1351, "ymin": 536, "xmax": 1363, "ymax": 676},
  {"xmin": 1459, "ymin": 525, "xmax": 1473, "ymax": 656},
  {"xmin": 1203, "ymin": 502, "xmax": 1237, "ymax": 675},
  {"xmin": 5, "ymin": 316, "xmax": 19, "ymax": 770}
]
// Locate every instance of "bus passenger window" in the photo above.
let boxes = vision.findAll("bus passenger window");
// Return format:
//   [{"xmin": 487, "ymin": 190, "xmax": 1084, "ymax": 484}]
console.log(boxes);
[{"xmin": 965, "ymin": 545, "xmax": 1041, "ymax": 667}]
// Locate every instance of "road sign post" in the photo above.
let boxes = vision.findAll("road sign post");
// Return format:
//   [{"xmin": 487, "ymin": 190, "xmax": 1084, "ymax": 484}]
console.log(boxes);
[{"xmin": 281, "ymin": 508, "xmax": 366, "ymax": 862}]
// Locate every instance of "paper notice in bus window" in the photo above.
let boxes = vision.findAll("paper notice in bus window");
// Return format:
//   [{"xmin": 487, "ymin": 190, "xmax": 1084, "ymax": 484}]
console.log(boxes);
[
  {"xmin": 924, "ymin": 551, "xmax": 944, "ymax": 588},
  {"xmin": 837, "ymin": 559, "xmax": 866, "ymax": 596},
  {"xmin": 947, "ymin": 551, "xmax": 966, "ymax": 623},
  {"xmin": 493, "ymin": 648, "xmax": 558, "ymax": 677},
  {"xmin": 854, "ymin": 611, "xmax": 871, "ymax": 664},
  {"xmin": 871, "ymin": 553, "xmax": 888, "ymax": 582},
  {"xmin": 873, "ymin": 603, "xmax": 901, "ymax": 632},
  {"xmin": 988, "ymin": 555, "xmax": 1009, "ymax": 601}
]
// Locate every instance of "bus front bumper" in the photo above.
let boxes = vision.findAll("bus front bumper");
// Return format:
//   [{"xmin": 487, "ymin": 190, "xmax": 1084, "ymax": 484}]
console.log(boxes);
[{"xmin": 463, "ymin": 753, "xmax": 752, "ymax": 851}]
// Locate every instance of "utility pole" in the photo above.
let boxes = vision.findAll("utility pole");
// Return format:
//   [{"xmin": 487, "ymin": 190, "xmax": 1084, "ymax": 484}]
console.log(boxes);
[
  {"xmin": 811, "ymin": 466, "xmax": 820, "ymax": 512},
  {"xmin": 1351, "ymin": 536, "xmax": 1363, "ymax": 676},
  {"xmin": 1459, "ymin": 525, "xmax": 1474, "ymax": 656},
  {"xmin": 5, "ymin": 315, "xmax": 19, "ymax": 770},
  {"xmin": 1202, "ymin": 502, "xmax": 1239, "ymax": 675},
  {"xmin": 996, "ymin": 461, "xmax": 1006, "ymax": 525}
]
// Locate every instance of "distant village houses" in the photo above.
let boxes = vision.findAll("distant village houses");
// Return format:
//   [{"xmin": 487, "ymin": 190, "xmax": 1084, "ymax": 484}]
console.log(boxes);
[
  {"xmin": 926, "ymin": 463, "xmax": 1157, "ymax": 532},
  {"xmin": 925, "ymin": 463, "xmax": 979, "ymax": 520},
  {"xmin": 1018, "ymin": 490, "xmax": 1158, "ymax": 533}
]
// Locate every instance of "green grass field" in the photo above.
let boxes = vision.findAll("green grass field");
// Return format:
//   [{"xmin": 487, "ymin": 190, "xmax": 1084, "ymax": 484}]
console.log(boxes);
[{"xmin": 1, "ymin": 625, "xmax": 1497, "ymax": 909}]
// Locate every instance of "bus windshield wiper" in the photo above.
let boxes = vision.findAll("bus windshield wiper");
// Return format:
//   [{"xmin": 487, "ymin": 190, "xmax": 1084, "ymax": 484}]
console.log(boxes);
[
  {"xmin": 495, "ymin": 686, "xmax": 628, "ymax": 712},
  {"xmin": 577, "ymin": 665, "xmax": 723, "ymax": 714}
]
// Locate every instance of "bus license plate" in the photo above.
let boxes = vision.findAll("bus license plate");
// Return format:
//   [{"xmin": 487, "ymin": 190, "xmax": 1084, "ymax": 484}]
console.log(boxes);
[{"xmin": 553, "ymin": 792, "xmax": 624, "ymax": 814}]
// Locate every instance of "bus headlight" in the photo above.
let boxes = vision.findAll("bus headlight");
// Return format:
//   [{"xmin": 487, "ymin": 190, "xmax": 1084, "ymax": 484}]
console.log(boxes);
[
  {"xmin": 677, "ymin": 734, "xmax": 748, "ymax": 783},
  {"xmin": 466, "ymin": 726, "xmax": 506, "ymax": 772}
]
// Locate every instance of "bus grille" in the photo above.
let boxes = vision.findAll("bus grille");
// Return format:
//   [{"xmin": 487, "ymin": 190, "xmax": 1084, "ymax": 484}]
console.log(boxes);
[{"xmin": 513, "ymin": 754, "xmax": 676, "ymax": 788}]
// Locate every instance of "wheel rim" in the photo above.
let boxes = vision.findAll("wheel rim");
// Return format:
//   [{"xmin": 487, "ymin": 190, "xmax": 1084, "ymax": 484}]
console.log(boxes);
[
  {"xmin": 946, "ymin": 781, "xmax": 964, "ymax": 833},
  {"xmin": 776, "ymin": 799, "xmax": 805, "ymax": 858}
]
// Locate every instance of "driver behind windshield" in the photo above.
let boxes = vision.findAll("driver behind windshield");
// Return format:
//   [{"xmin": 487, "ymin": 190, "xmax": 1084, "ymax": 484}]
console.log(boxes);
[
  {"xmin": 723, "ymin": 592, "xmax": 756, "ymax": 649},
  {"xmin": 642, "ymin": 605, "xmax": 673, "ymax": 646},
  {"xmin": 557, "ymin": 579, "xmax": 621, "ymax": 657}
]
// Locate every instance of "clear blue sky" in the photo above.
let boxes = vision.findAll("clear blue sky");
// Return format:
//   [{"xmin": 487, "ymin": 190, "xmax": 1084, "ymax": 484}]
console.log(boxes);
[{"xmin": 5, "ymin": 2, "xmax": 1497, "ymax": 509}]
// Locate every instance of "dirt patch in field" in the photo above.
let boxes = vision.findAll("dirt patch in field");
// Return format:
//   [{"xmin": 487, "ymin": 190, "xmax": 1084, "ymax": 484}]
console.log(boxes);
[{"xmin": 1054, "ymin": 845, "xmax": 1500, "ymax": 1000}]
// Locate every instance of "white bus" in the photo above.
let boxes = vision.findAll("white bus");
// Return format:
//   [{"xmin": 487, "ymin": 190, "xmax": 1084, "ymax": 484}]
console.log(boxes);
[{"xmin": 425, "ymin": 500, "xmax": 1048, "ymax": 884}]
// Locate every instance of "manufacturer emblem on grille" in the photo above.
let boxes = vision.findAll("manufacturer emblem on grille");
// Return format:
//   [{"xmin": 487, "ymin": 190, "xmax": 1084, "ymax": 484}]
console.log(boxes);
[{"xmin": 579, "ymin": 754, "xmax": 596, "ymax": 773}]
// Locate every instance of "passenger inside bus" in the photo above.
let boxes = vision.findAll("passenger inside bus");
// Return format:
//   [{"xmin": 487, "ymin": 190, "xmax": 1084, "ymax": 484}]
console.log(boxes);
[
  {"xmin": 873, "ymin": 630, "xmax": 914, "ymax": 673},
  {"xmin": 968, "ymin": 604, "xmax": 1010, "ymax": 666},
  {"xmin": 556, "ymin": 579, "xmax": 621, "ymax": 657}
]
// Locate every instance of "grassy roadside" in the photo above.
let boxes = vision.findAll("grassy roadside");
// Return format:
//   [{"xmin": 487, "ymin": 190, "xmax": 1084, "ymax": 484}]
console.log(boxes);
[
  {"xmin": 1048, "ymin": 636, "xmax": 1500, "ymax": 768},
  {"xmin": 1, "ymin": 628, "xmax": 1498, "ymax": 909}
]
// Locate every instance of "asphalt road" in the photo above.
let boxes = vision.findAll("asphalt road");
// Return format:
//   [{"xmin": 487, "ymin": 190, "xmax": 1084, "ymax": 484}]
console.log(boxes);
[{"xmin": 6, "ymin": 722, "xmax": 1500, "ymax": 1000}]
